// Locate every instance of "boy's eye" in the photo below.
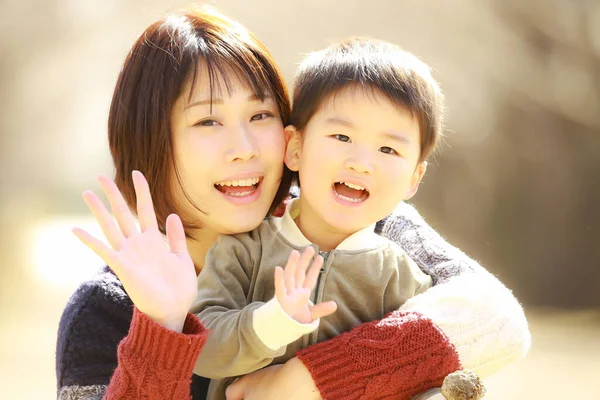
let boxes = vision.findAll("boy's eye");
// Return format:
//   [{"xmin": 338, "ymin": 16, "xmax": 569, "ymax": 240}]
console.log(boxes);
[
  {"xmin": 195, "ymin": 119, "xmax": 220, "ymax": 127},
  {"xmin": 333, "ymin": 134, "xmax": 351, "ymax": 143},
  {"xmin": 250, "ymin": 112, "xmax": 273, "ymax": 122},
  {"xmin": 379, "ymin": 146, "xmax": 398, "ymax": 155}
]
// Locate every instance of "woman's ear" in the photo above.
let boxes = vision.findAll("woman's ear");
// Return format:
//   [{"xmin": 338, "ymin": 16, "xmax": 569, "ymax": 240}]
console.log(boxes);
[
  {"xmin": 284, "ymin": 125, "xmax": 302, "ymax": 172},
  {"xmin": 404, "ymin": 161, "xmax": 427, "ymax": 200}
]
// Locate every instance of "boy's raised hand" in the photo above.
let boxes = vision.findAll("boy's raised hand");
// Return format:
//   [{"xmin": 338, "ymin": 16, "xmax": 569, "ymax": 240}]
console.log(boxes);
[
  {"xmin": 274, "ymin": 247, "xmax": 337, "ymax": 324},
  {"xmin": 72, "ymin": 171, "xmax": 197, "ymax": 333}
]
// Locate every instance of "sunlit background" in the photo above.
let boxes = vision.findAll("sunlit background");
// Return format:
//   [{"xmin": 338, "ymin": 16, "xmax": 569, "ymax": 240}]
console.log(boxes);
[{"xmin": 1, "ymin": 0, "xmax": 599, "ymax": 398}]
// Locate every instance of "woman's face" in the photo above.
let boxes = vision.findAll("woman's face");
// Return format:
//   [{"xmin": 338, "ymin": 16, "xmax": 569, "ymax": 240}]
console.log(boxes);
[{"xmin": 170, "ymin": 66, "xmax": 286, "ymax": 236}]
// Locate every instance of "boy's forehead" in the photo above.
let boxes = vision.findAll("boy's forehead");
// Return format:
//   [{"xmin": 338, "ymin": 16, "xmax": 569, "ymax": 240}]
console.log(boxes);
[
  {"xmin": 317, "ymin": 85, "xmax": 406, "ymax": 118},
  {"xmin": 312, "ymin": 86, "xmax": 420, "ymax": 140}
]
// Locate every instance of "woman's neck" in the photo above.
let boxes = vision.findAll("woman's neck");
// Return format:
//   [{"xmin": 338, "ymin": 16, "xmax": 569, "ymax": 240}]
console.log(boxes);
[{"xmin": 186, "ymin": 227, "xmax": 220, "ymax": 275}]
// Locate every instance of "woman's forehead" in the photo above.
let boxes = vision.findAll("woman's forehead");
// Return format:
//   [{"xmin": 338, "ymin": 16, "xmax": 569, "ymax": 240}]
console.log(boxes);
[{"xmin": 183, "ymin": 60, "xmax": 271, "ymax": 105}]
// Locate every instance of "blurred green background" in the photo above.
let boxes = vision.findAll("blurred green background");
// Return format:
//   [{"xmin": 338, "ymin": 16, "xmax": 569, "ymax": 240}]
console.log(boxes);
[{"xmin": 1, "ymin": 0, "xmax": 598, "ymax": 398}]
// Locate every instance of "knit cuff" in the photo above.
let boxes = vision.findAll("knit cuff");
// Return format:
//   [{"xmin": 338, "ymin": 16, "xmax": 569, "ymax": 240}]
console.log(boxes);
[
  {"xmin": 119, "ymin": 307, "xmax": 208, "ymax": 376},
  {"xmin": 253, "ymin": 297, "xmax": 319, "ymax": 350},
  {"xmin": 296, "ymin": 311, "xmax": 461, "ymax": 400}
]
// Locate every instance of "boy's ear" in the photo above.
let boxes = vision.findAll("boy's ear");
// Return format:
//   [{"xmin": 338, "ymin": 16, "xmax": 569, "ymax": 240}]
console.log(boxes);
[
  {"xmin": 403, "ymin": 161, "xmax": 427, "ymax": 200},
  {"xmin": 284, "ymin": 125, "xmax": 302, "ymax": 172}
]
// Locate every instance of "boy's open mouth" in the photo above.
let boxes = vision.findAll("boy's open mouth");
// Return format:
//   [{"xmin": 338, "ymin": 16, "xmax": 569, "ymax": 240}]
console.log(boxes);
[
  {"xmin": 215, "ymin": 177, "xmax": 262, "ymax": 197},
  {"xmin": 333, "ymin": 181, "xmax": 370, "ymax": 203}
]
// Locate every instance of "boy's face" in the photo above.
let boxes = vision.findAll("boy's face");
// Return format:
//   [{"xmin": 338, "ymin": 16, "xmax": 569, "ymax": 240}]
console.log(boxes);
[{"xmin": 285, "ymin": 86, "xmax": 426, "ymax": 235}]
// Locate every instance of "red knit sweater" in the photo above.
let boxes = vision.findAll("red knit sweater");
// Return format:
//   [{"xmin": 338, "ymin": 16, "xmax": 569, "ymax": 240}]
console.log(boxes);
[
  {"xmin": 106, "ymin": 308, "xmax": 459, "ymax": 400},
  {"xmin": 105, "ymin": 308, "xmax": 208, "ymax": 399}
]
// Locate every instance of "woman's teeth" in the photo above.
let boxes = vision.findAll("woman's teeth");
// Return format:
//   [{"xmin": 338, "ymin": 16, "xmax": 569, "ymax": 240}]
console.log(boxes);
[
  {"xmin": 227, "ymin": 190, "xmax": 254, "ymax": 197},
  {"xmin": 215, "ymin": 177, "xmax": 260, "ymax": 187}
]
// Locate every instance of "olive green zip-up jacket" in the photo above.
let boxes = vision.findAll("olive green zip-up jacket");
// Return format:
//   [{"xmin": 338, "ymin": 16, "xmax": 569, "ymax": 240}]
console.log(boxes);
[{"xmin": 191, "ymin": 199, "xmax": 432, "ymax": 400}]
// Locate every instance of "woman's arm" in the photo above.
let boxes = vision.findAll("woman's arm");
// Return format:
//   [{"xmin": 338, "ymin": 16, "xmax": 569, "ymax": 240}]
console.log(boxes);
[
  {"xmin": 56, "ymin": 270, "xmax": 208, "ymax": 400},
  {"xmin": 58, "ymin": 172, "xmax": 209, "ymax": 399},
  {"xmin": 291, "ymin": 202, "xmax": 530, "ymax": 399},
  {"xmin": 376, "ymin": 202, "xmax": 531, "ymax": 375},
  {"xmin": 104, "ymin": 308, "xmax": 207, "ymax": 399}
]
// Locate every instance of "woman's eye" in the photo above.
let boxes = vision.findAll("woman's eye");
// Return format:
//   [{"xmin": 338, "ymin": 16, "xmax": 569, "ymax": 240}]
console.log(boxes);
[
  {"xmin": 195, "ymin": 119, "xmax": 220, "ymax": 127},
  {"xmin": 250, "ymin": 112, "xmax": 273, "ymax": 122},
  {"xmin": 333, "ymin": 134, "xmax": 351, "ymax": 143},
  {"xmin": 380, "ymin": 146, "xmax": 398, "ymax": 155}
]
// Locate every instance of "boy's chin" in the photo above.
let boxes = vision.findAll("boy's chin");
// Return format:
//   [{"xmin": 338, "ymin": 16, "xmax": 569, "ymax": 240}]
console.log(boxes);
[{"xmin": 325, "ymin": 217, "xmax": 374, "ymax": 235}]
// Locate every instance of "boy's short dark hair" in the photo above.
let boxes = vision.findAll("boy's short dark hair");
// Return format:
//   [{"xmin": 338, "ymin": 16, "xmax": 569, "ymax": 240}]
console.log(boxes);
[{"xmin": 291, "ymin": 38, "xmax": 444, "ymax": 162}]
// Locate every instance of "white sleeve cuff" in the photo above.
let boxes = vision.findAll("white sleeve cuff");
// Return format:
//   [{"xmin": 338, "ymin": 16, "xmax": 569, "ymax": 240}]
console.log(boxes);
[{"xmin": 252, "ymin": 297, "xmax": 319, "ymax": 351}]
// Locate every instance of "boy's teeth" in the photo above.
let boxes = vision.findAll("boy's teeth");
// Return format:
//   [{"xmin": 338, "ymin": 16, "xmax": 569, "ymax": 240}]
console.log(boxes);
[
  {"xmin": 341, "ymin": 181, "xmax": 366, "ymax": 191},
  {"xmin": 216, "ymin": 177, "xmax": 260, "ymax": 187},
  {"xmin": 335, "ymin": 191, "xmax": 365, "ymax": 203}
]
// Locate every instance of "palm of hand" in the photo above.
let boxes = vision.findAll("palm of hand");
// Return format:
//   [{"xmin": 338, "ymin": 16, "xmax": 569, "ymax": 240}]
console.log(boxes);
[
  {"xmin": 277, "ymin": 284, "xmax": 313, "ymax": 324},
  {"xmin": 274, "ymin": 247, "xmax": 337, "ymax": 324},
  {"xmin": 73, "ymin": 171, "xmax": 197, "ymax": 332},
  {"xmin": 113, "ymin": 229, "xmax": 197, "ymax": 325}
]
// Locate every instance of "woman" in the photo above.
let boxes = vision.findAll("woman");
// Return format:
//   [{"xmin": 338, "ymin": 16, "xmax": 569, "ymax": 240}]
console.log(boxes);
[{"xmin": 56, "ymin": 6, "xmax": 530, "ymax": 400}]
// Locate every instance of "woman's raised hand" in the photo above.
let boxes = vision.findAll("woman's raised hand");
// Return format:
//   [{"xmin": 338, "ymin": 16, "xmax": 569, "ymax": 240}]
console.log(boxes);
[{"xmin": 73, "ymin": 171, "xmax": 197, "ymax": 332}]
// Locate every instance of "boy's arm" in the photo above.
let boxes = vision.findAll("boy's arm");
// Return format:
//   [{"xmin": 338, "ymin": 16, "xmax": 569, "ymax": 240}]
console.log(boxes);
[
  {"xmin": 191, "ymin": 234, "xmax": 318, "ymax": 380},
  {"xmin": 383, "ymin": 250, "xmax": 433, "ymax": 313},
  {"xmin": 294, "ymin": 203, "xmax": 530, "ymax": 400}
]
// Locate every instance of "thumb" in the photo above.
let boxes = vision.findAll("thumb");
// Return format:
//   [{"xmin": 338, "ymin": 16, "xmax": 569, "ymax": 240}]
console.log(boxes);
[
  {"xmin": 310, "ymin": 300, "xmax": 337, "ymax": 320},
  {"xmin": 166, "ymin": 214, "xmax": 188, "ymax": 257},
  {"xmin": 225, "ymin": 377, "xmax": 246, "ymax": 400}
]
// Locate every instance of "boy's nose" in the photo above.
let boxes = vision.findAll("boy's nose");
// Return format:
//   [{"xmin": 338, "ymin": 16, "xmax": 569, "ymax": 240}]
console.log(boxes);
[{"xmin": 344, "ymin": 153, "xmax": 374, "ymax": 174}]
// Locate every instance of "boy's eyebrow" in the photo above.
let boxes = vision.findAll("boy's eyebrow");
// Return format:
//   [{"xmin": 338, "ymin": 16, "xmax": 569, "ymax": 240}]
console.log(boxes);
[
  {"xmin": 382, "ymin": 131, "xmax": 412, "ymax": 145},
  {"xmin": 324, "ymin": 117, "xmax": 355, "ymax": 128},
  {"xmin": 185, "ymin": 94, "xmax": 272, "ymax": 109},
  {"xmin": 325, "ymin": 117, "xmax": 412, "ymax": 145}
]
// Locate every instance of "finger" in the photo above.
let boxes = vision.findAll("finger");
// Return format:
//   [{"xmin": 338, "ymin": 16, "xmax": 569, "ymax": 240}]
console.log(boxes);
[
  {"xmin": 166, "ymin": 214, "xmax": 189, "ymax": 258},
  {"xmin": 309, "ymin": 301, "xmax": 337, "ymax": 320},
  {"xmin": 225, "ymin": 376, "xmax": 246, "ymax": 400},
  {"xmin": 273, "ymin": 266, "xmax": 285, "ymax": 301},
  {"xmin": 295, "ymin": 246, "xmax": 315, "ymax": 288},
  {"xmin": 303, "ymin": 254, "xmax": 323, "ymax": 290},
  {"xmin": 132, "ymin": 170, "xmax": 159, "ymax": 232},
  {"xmin": 97, "ymin": 174, "xmax": 137, "ymax": 238},
  {"xmin": 72, "ymin": 227, "xmax": 120, "ymax": 273},
  {"xmin": 284, "ymin": 250, "xmax": 300, "ymax": 295},
  {"xmin": 82, "ymin": 190, "xmax": 125, "ymax": 250}
]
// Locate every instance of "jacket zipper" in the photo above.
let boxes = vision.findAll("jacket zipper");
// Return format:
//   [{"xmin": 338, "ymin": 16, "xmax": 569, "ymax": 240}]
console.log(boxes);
[{"xmin": 313, "ymin": 250, "xmax": 328, "ymax": 304}]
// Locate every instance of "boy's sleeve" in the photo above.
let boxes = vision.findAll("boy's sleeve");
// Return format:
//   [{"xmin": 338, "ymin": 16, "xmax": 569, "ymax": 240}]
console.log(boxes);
[
  {"xmin": 383, "ymin": 251, "xmax": 433, "ymax": 313},
  {"xmin": 190, "ymin": 233, "xmax": 317, "ymax": 380}
]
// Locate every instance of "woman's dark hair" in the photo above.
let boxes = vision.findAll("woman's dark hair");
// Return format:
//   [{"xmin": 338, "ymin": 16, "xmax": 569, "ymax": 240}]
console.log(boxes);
[{"xmin": 108, "ymin": 6, "xmax": 292, "ymax": 233}]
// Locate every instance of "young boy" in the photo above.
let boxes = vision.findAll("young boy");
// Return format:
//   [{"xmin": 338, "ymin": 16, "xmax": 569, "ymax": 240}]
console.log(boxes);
[{"xmin": 191, "ymin": 37, "xmax": 444, "ymax": 400}]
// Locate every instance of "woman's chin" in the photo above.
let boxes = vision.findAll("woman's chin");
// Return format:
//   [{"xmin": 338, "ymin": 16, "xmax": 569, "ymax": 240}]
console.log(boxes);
[{"xmin": 217, "ymin": 213, "xmax": 267, "ymax": 235}]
